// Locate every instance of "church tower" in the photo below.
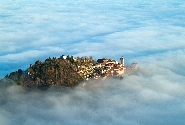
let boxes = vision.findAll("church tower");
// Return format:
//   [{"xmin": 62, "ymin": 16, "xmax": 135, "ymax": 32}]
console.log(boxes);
[{"xmin": 120, "ymin": 56, "xmax": 124, "ymax": 66}]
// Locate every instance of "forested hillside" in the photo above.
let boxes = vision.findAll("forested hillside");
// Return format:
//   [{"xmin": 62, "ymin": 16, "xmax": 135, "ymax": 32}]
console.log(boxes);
[{"xmin": 0, "ymin": 55, "xmax": 95, "ymax": 89}]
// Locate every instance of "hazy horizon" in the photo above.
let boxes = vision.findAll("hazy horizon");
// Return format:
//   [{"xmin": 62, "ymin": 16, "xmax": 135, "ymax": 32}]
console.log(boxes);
[{"xmin": 0, "ymin": 0, "xmax": 185, "ymax": 125}]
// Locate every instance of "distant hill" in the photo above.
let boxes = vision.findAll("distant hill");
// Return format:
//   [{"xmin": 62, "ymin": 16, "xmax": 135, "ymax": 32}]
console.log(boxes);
[{"xmin": 0, "ymin": 55, "xmax": 137, "ymax": 90}]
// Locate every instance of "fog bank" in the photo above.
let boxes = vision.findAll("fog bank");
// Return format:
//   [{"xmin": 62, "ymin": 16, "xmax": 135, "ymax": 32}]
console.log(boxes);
[
  {"xmin": 1, "ymin": 53, "xmax": 185, "ymax": 125},
  {"xmin": 0, "ymin": 0, "xmax": 185, "ymax": 124}
]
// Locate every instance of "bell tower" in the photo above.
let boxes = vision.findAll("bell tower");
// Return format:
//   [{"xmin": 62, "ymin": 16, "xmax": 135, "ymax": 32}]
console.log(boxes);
[{"xmin": 120, "ymin": 56, "xmax": 124, "ymax": 66}]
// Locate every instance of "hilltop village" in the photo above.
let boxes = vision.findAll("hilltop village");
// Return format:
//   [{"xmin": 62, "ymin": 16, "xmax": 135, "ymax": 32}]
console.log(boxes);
[
  {"xmin": 59, "ymin": 55, "xmax": 137, "ymax": 80},
  {"xmin": 1, "ymin": 55, "xmax": 137, "ymax": 89}
]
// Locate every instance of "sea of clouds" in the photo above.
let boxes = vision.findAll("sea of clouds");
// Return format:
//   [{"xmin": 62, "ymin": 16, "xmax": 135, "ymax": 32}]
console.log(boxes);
[{"xmin": 0, "ymin": 0, "xmax": 185, "ymax": 125}]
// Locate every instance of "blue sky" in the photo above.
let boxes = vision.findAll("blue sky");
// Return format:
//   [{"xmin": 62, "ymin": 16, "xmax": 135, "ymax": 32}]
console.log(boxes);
[{"xmin": 0, "ymin": 0, "xmax": 185, "ymax": 125}]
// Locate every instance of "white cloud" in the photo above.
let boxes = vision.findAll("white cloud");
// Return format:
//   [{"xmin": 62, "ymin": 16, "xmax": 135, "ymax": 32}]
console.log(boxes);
[
  {"xmin": 0, "ymin": 0, "xmax": 185, "ymax": 124},
  {"xmin": 1, "ymin": 63, "xmax": 185, "ymax": 125}
]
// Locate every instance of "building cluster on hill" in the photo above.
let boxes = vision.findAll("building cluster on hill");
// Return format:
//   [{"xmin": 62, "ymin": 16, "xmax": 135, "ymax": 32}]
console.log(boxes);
[{"xmin": 61, "ymin": 55, "xmax": 137, "ymax": 80}]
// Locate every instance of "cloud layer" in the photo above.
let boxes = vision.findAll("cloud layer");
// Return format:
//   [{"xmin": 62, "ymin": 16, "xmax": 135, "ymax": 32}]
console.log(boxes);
[
  {"xmin": 0, "ymin": 0, "xmax": 185, "ymax": 125},
  {"xmin": 0, "ymin": 0, "xmax": 185, "ymax": 78},
  {"xmin": 0, "ymin": 56, "xmax": 185, "ymax": 125}
]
